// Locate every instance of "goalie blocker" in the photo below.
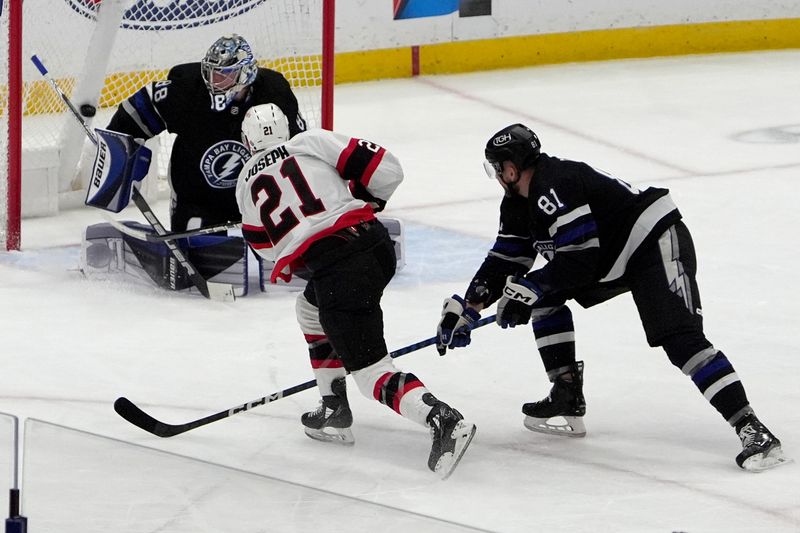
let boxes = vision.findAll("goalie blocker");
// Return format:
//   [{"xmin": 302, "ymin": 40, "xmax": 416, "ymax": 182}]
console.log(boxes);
[
  {"xmin": 80, "ymin": 218, "xmax": 405, "ymax": 297},
  {"xmin": 86, "ymin": 129, "xmax": 152, "ymax": 213}
]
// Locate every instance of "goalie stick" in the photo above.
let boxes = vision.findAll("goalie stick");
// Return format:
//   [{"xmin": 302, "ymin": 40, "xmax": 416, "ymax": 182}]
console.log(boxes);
[
  {"xmin": 31, "ymin": 54, "xmax": 235, "ymax": 302},
  {"xmin": 102, "ymin": 214, "xmax": 242, "ymax": 243},
  {"xmin": 114, "ymin": 314, "xmax": 497, "ymax": 437}
]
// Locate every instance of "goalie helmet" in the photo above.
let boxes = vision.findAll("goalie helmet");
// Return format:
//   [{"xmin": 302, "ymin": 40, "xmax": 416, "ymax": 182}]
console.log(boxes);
[
  {"xmin": 241, "ymin": 103, "xmax": 291, "ymax": 153},
  {"xmin": 483, "ymin": 123, "xmax": 541, "ymax": 179},
  {"xmin": 201, "ymin": 34, "xmax": 258, "ymax": 108}
]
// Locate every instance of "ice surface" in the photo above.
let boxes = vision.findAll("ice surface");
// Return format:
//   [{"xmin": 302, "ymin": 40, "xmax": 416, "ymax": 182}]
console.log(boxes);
[{"xmin": 1, "ymin": 50, "xmax": 799, "ymax": 532}]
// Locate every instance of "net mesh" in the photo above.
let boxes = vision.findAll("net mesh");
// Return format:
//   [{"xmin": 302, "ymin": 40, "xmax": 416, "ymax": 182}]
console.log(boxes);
[
  {"xmin": 2, "ymin": 0, "xmax": 325, "ymax": 248},
  {"xmin": 20, "ymin": 0, "xmax": 323, "ymax": 124}
]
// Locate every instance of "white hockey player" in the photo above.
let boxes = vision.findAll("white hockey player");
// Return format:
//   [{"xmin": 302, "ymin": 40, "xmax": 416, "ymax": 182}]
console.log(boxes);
[{"xmin": 235, "ymin": 104, "xmax": 476, "ymax": 479}]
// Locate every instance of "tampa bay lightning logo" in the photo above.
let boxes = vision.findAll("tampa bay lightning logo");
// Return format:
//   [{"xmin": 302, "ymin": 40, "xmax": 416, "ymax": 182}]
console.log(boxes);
[
  {"xmin": 201, "ymin": 141, "xmax": 250, "ymax": 189},
  {"xmin": 65, "ymin": 0, "xmax": 268, "ymax": 30}
]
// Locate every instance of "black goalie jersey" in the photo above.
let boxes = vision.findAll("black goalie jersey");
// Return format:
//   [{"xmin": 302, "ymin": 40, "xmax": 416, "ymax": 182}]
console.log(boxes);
[
  {"xmin": 467, "ymin": 153, "xmax": 682, "ymax": 307},
  {"xmin": 107, "ymin": 63, "xmax": 306, "ymax": 225}
]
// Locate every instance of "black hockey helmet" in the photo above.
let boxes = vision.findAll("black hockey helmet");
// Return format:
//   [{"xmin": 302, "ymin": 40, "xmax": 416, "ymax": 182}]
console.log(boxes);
[{"xmin": 484, "ymin": 124, "xmax": 541, "ymax": 177}]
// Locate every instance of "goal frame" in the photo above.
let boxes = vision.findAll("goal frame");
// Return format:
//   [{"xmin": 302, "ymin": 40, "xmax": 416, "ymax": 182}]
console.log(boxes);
[
  {"xmin": 2, "ymin": 0, "xmax": 335, "ymax": 251},
  {"xmin": 5, "ymin": 0, "xmax": 22, "ymax": 250}
]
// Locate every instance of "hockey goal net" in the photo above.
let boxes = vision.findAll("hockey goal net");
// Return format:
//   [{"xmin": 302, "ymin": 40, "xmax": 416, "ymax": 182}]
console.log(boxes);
[{"xmin": 1, "ymin": 0, "xmax": 334, "ymax": 250}]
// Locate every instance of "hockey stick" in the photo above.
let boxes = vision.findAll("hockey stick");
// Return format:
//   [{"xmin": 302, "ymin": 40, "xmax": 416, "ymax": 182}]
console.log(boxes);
[
  {"xmin": 31, "ymin": 54, "xmax": 235, "ymax": 302},
  {"xmin": 30, "ymin": 55, "xmax": 96, "ymax": 141},
  {"xmin": 130, "ymin": 187, "xmax": 236, "ymax": 301},
  {"xmin": 114, "ymin": 314, "xmax": 497, "ymax": 437},
  {"xmin": 102, "ymin": 214, "xmax": 242, "ymax": 243}
]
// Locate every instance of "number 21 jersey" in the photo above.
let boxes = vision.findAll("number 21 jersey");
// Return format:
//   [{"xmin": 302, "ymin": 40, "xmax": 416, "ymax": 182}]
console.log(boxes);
[{"xmin": 235, "ymin": 128, "xmax": 403, "ymax": 283}]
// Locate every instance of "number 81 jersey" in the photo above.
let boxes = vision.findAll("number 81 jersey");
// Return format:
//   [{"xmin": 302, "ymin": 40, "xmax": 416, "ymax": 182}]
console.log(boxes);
[{"xmin": 235, "ymin": 128, "xmax": 403, "ymax": 283}]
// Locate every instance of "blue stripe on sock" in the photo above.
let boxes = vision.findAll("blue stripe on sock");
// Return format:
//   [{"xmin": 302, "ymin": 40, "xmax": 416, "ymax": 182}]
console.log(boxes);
[{"xmin": 691, "ymin": 354, "xmax": 732, "ymax": 386}]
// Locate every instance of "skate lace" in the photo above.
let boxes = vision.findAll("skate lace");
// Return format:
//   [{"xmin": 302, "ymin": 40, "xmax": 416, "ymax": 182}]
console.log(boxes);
[
  {"xmin": 310, "ymin": 401, "xmax": 333, "ymax": 418},
  {"xmin": 739, "ymin": 424, "xmax": 757, "ymax": 447},
  {"xmin": 429, "ymin": 415, "xmax": 442, "ymax": 437}
]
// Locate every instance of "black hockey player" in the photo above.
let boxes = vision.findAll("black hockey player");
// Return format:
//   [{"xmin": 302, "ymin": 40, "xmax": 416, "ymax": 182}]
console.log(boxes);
[
  {"xmin": 435, "ymin": 123, "xmax": 790, "ymax": 472},
  {"xmin": 106, "ymin": 34, "xmax": 306, "ymax": 231},
  {"xmin": 236, "ymin": 104, "xmax": 476, "ymax": 479}
]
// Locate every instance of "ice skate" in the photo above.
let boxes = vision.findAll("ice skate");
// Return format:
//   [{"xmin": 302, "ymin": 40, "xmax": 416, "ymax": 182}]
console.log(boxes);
[
  {"xmin": 301, "ymin": 377, "xmax": 355, "ymax": 446},
  {"xmin": 735, "ymin": 414, "xmax": 792, "ymax": 472},
  {"xmin": 522, "ymin": 361, "xmax": 586, "ymax": 438},
  {"xmin": 425, "ymin": 394, "xmax": 477, "ymax": 480}
]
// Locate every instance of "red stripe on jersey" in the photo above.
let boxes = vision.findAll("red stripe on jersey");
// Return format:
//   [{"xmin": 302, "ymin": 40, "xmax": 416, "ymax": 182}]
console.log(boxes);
[
  {"xmin": 242, "ymin": 224, "xmax": 272, "ymax": 249},
  {"xmin": 335, "ymin": 137, "xmax": 359, "ymax": 176},
  {"xmin": 359, "ymin": 146, "xmax": 385, "ymax": 188},
  {"xmin": 303, "ymin": 334, "xmax": 327, "ymax": 343},
  {"xmin": 373, "ymin": 372, "xmax": 393, "ymax": 401},
  {"xmin": 393, "ymin": 378, "xmax": 424, "ymax": 414},
  {"xmin": 270, "ymin": 205, "xmax": 376, "ymax": 283},
  {"xmin": 336, "ymin": 137, "xmax": 386, "ymax": 187}
]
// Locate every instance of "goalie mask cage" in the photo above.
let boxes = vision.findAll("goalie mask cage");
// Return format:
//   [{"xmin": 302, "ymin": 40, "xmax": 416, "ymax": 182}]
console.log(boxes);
[{"xmin": 1, "ymin": 0, "xmax": 334, "ymax": 251}]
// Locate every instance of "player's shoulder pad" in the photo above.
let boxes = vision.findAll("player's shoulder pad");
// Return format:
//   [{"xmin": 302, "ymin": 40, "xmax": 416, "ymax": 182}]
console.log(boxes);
[
  {"xmin": 253, "ymin": 68, "xmax": 291, "ymax": 90},
  {"xmin": 160, "ymin": 62, "xmax": 206, "ymax": 105},
  {"xmin": 255, "ymin": 66, "xmax": 289, "ymax": 81},
  {"xmin": 539, "ymin": 153, "xmax": 588, "ymax": 177},
  {"xmin": 279, "ymin": 128, "xmax": 339, "ymax": 161},
  {"xmin": 168, "ymin": 62, "xmax": 202, "ymax": 82},
  {"xmin": 531, "ymin": 153, "xmax": 571, "ymax": 186}
]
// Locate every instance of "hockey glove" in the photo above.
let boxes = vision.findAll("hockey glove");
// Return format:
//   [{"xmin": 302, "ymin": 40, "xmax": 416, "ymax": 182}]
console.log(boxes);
[
  {"xmin": 86, "ymin": 129, "xmax": 152, "ymax": 213},
  {"xmin": 496, "ymin": 275, "xmax": 542, "ymax": 329},
  {"xmin": 436, "ymin": 295, "xmax": 481, "ymax": 355}
]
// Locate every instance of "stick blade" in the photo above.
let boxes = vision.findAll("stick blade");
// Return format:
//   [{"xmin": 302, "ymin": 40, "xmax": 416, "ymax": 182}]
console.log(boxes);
[
  {"xmin": 206, "ymin": 281, "xmax": 236, "ymax": 302},
  {"xmin": 114, "ymin": 397, "xmax": 184, "ymax": 438}
]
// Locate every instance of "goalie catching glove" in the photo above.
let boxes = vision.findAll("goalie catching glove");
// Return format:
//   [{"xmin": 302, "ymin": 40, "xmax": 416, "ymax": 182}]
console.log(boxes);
[
  {"xmin": 496, "ymin": 275, "xmax": 543, "ymax": 329},
  {"xmin": 436, "ymin": 295, "xmax": 481, "ymax": 355}
]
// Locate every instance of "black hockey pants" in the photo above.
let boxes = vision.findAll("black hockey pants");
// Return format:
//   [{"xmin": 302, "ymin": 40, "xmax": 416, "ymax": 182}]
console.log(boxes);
[{"xmin": 301, "ymin": 219, "xmax": 397, "ymax": 372}]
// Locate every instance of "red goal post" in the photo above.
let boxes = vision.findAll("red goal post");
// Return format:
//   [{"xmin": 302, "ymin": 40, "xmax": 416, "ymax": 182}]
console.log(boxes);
[{"xmin": 1, "ymin": 0, "xmax": 335, "ymax": 251}]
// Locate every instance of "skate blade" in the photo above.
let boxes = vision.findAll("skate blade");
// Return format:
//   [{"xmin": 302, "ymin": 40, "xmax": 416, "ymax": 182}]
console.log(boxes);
[
  {"xmin": 524, "ymin": 415, "xmax": 586, "ymax": 438},
  {"xmin": 741, "ymin": 445, "xmax": 793, "ymax": 472},
  {"xmin": 435, "ymin": 422, "xmax": 477, "ymax": 480},
  {"xmin": 304, "ymin": 426, "xmax": 355, "ymax": 446}
]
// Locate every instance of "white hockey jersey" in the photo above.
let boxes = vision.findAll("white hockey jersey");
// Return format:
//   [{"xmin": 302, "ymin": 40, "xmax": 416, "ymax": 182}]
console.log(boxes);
[{"xmin": 235, "ymin": 128, "xmax": 403, "ymax": 283}]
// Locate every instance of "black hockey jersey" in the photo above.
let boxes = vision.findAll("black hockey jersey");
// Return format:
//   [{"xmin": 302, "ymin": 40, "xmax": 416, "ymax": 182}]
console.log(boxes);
[
  {"xmin": 107, "ymin": 63, "xmax": 306, "ymax": 220},
  {"xmin": 466, "ymin": 153, "xmax": 682, "ymax": 307}
]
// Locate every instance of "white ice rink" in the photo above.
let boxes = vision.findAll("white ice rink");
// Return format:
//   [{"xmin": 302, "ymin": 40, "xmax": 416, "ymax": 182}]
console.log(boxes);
[{"xmin": 2, "ymin": 50, "xmax": 800, "ymax": 532}]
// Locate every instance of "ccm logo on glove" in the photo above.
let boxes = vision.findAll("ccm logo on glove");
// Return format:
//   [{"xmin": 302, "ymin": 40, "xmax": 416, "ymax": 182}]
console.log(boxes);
[
  {"xmin": 502, "ymin": 276, "xmax": 541, "ymax": 305},
  {"xmin": 503, "ymin": 284, "xmax": 536, "ymax": 303}
]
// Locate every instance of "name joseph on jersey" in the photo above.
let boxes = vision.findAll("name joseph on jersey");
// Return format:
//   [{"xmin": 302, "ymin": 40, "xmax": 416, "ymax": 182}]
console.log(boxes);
[{"xmin": 245, "ymin": 145, "xmax": 291, "ymax": 180}]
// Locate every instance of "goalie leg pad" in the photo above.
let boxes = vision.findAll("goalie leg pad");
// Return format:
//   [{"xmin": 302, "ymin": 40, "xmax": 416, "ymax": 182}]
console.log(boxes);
[
  {"xmin": 80, "ymin": 222, "xmax": 247, "ymax": 296},
  {"xmin": 377, "ymin": 216, "xmax": 405, "ymax": 272}
]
